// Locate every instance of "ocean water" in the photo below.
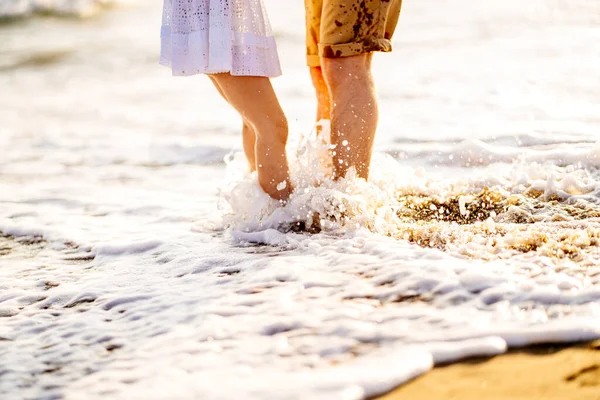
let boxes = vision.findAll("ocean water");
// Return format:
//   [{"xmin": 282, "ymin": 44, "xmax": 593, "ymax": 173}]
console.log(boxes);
[{"xmin": 1, "ymin": 0, "xmax": 600, "ymax": 399}]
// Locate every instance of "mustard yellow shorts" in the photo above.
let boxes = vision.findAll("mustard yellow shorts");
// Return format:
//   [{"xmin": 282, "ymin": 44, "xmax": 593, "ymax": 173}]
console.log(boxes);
[{"xmin": 305, "ymin": 0, "xmax": 402, "ymax": 67}]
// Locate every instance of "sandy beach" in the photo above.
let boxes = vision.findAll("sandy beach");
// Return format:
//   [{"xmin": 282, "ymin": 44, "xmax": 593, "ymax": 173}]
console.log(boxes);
[{"xmin": 378, "ymin": 341, "xmax": 600, "ymax": 400}]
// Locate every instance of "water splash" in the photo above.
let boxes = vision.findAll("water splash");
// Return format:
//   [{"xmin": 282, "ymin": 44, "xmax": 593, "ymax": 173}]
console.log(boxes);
[{"xmin": 219, "ymin": 124, "xmax": 600, "ymax": 266}]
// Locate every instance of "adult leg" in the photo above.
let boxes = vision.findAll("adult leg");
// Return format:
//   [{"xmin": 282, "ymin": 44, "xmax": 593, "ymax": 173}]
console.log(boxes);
[
  {"xmin": 309, "ymin": 66, "xmax": 331, "ymax": 124},
  {"xmin": 321, "ymin": 53, "xmax": 378, "ymax": 180},
  {"xmin": 209, "ymin": 76, "xmax": 257, "ymax": 172},
  {"xmin": 209, "ymin": 73, "xmax": 293, "ymax": 201},
  {"xmin": 305, "ymin": 0, "xmax": 331, "ymax": 130},
  {"xmin": 308, "ymin": 0, "xmax": 401, "ymax": 180}
]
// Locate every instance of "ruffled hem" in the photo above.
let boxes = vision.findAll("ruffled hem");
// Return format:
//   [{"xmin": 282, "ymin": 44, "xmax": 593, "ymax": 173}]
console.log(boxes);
[{"xmin": 160, "ymin": 27, "xmax": 282, "ymax": 78}]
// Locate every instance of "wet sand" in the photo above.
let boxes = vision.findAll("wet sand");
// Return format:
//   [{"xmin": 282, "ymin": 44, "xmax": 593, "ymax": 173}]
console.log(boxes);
[{"xmin": 377, "ymin": 341, "xmax": 600, "ymax": 400}]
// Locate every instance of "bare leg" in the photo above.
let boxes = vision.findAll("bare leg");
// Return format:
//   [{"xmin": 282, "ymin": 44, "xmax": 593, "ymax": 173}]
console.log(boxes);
[
  {"xmin": 309, "ymin": 66, "xmax": 331, "ymax": 125},
  {"xmin": 321, "ymin": 54, "xmax": 378, "ymax": 180},
  {"xmin": 242, "ymin": 121, "xmax": 257, "ymax": 172},
  {"xmin": 209, "ymin": 73, "xmax": 293, "ymax": 201},
  {"xmin": 209, "ymin": 77, "xmax": 257, "ymax": 172}
]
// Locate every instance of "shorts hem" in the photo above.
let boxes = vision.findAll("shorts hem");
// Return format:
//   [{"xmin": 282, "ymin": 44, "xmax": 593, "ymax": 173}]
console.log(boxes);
[{"xmin": 318, "ymin": 38, "xmax": 393, "ymax": 59}]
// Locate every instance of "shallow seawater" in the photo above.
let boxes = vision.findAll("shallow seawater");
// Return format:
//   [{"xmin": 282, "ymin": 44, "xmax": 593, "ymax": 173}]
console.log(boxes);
[{"xmin": 1, "ymin": 0, "xmax": 600, "ymax": 399}]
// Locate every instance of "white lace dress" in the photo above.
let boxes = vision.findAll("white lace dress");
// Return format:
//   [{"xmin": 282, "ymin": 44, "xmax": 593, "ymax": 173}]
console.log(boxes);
[{"xmin": 160, "ymin": 0, "xmax": 281, "ymax": 77}]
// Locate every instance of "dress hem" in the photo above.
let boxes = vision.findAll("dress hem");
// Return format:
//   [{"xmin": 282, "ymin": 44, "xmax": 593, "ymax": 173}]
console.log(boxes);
[
  {"xmin": 159, "ymin": 59, "xmax": 282, "ymax": 78},
  {"xmin": 159, "ymin": 27, "xmax": 282, "ymax": 78}
]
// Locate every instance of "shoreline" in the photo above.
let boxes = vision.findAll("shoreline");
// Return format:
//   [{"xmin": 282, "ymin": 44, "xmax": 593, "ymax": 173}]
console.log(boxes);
[{"xmin": 376, "ymin": 340, "xmax": 600, "ymax": 400}]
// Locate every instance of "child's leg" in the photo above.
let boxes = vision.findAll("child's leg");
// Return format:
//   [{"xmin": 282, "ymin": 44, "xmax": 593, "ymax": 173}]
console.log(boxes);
[
  {"xmin": 242, "ymin": 121, "xmax": 257, "ymax": 172},
  {"xmin": 209, "ymin": 77, "xmax": 257, "ymax": 172},
  {"xmin": 209, "ymin": 73, "xmax": 293, "ymax": 201}
]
